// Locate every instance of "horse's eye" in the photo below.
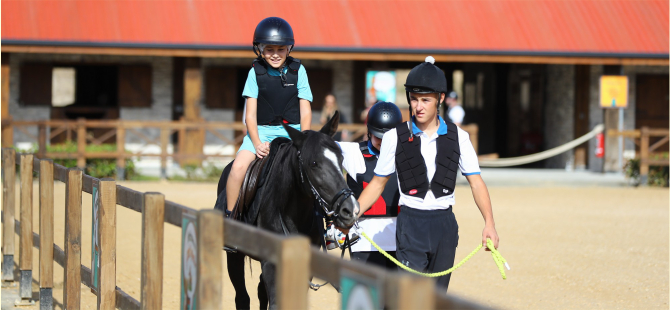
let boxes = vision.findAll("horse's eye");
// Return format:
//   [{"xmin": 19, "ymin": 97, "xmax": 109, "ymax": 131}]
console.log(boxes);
[{"xmin": 310, "ymin": 161, "xmax": 317, "ymax": 167}]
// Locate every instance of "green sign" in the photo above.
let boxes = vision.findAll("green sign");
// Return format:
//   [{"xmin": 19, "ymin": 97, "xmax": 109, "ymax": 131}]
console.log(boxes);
[
  {"xmin": 180, "ymin": 212, "xmax": 198, "ymax": 310},
  {"xmin": 341, "ymin": 269, "xmax": 382, "ymax": 310},
  {"xmin": 90, "ymin": 179, "xmax": 100, "ymax": 291}
]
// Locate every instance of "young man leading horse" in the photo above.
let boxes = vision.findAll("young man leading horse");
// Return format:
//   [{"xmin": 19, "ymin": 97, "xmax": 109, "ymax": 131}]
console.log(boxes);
[{"xmin": 351, "ymin": 57, "xmax": 500, "ymax": 291}]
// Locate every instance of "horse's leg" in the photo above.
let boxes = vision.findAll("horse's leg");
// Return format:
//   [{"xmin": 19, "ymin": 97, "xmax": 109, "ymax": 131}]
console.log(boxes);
[
  {"xmin": 257, "ymin": 272, "xmax": 268, "ymax": 310},
  {"xmin": 260, "ymin": 261, "xmax": 278, "ymax": 310},
  {"xmin": 226, "ymin": 252, "xmax": 251, "ymax": 309}
]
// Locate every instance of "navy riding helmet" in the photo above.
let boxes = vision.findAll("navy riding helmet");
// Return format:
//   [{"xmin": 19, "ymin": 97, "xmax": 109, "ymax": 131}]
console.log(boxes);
[
  {"xmin": 367, "ymin": 101, "xmax": 403, "ymax": 139},
  {"xmin": 253, "ymin": 17, "xmax": 295, "ymax": 56}
]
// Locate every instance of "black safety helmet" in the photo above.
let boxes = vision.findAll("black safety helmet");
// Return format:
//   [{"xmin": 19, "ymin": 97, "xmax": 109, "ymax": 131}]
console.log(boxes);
[
  {"xmin": 367, "ymin": 101, "xmax": 403, "ymax": 139},
  {"xmin": 253, "ymin": 17, "xmax": 295, "ymax": 56},
  {"xmin": 403, "ymin": 56, "xmax": 447, "ymax": 140}
]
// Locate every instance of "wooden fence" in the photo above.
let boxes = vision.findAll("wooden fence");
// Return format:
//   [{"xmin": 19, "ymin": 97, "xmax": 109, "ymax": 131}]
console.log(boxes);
[
  {"xmin": 607, "ymin": 127, "xmax": 669, "ymax": 182},
  {"xmin": 1, "ymin": 148, "xmax": 488, "ymax": 310},
  {"xmin": 1, "ymin": 119, "xmax": 479, "ymax": 179}
]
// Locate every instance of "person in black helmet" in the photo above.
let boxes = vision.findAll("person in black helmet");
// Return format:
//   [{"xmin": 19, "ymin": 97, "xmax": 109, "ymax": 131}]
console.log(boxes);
[
  {"xmin": 351, "ymin": 57, "xmax": 499, "ymax": 291},
  {"xmin": 226, "ymin": 17, "xmax": 313, "ymax": 215},
  {"xmin": 327, "ymin": 102, "xmax": 403, "ymax": 269}
]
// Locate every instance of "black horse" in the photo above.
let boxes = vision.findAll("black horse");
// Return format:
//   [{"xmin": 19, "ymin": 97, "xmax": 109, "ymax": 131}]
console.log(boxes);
[{"xmin": 215, "ymin": 112, "xmax": 358, "ymax": 309}]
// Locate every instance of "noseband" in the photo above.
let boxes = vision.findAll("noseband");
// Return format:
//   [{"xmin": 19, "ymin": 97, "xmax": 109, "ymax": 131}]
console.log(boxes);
[{"xmin": 297, "ymin": 150, "xmax": 354, "ymax": 219}]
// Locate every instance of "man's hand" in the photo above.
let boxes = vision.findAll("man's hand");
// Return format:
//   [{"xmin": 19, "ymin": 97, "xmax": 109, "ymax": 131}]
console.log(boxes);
[{"xmin": 482, "ymin": 225, "xmax": 499, "ymax": 251}]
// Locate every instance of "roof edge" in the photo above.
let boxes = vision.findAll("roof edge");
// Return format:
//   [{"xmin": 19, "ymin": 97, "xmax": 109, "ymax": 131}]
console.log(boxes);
[{"xmin": 2, "ymin": 39, "xmax": 668, "ymax": 59}]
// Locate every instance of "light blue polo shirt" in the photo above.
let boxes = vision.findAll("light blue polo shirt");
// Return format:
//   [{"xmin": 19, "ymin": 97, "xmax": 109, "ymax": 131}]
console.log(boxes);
[{"xmin": 242, "ymin": 64, "xmax": 313, "ymax": 102}]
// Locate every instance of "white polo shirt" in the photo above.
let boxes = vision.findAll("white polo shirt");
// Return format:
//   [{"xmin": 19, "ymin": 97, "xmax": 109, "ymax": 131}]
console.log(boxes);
[
  {"xmin": 374, "ymin": 116, "xmax": 480, "ymax": 210},
  {"xmin": 338, "ymin": 141, "xmax": 397, "ymax": 252}
]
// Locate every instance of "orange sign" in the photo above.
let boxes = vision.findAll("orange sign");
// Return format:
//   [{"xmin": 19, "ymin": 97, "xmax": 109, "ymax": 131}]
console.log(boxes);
[{"xmin": 599, "ymin": 76, "xmax": 628, "ymax": 108}]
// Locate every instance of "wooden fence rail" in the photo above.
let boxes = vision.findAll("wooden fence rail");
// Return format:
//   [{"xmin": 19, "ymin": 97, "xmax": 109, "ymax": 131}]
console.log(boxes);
[
  {"xmin": 2, "ymin": 119, "xmax": 479, "ymax": 180},
  {"xmin": 607, "ymin": 126, "xmax": 669, "ymax": 183},
  {"xmin": 1, "ymin": 148, "xmax": 488, "ymax": 310}
]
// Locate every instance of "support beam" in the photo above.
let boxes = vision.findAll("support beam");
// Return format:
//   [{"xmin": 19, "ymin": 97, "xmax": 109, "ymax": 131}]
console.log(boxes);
[
  {"xmin": 181, "ymin": 57, "xmax": 204, "ymax": 166},
  {"xmin": 2, "ymin": 53, "xmax": 13, "ymax": 147}
]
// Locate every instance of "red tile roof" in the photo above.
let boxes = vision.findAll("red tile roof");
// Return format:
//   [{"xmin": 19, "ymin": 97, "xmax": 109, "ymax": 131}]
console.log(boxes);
[{"xmin": 2, "ymin": 0, "xmax": 668, "ymax": 57}]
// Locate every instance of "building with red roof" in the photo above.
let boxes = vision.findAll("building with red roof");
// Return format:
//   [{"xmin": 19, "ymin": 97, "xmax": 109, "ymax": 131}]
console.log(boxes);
[{"xmin": 2, "ymin": 0, "xmax": 668, "ymax": 172}]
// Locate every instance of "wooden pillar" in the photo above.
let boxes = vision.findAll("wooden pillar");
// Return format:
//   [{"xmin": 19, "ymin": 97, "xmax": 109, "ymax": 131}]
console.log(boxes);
[
  {"xmin": 97, "ymin": 179, "xmax": 117, "ymax": 310},
  {"xmin": 38, "ymin": 124, "xmax": 47, "ymax": 158},
  {"xmin": 141, "ymin": 192, "xmax": 165, "ymax": 310},
  {"xmin": 39, "ymin": 159, "xmax": 54, "ymax": 309},
  {"xmin": 2, "ymin": 148, "xmax": 16, "ymax": 282},
  {"xmin": 19, "ymin": 154, "xmax": 34, "ymax": 300},
  {"xmin": 182, "ymin": 58, "xmax": 204, "ymax": 166},
  {"xmin": 64, "ymin": 168, "xmax": 83, "ymax": 310},
  {"xmin": 276, "ymin": 236, "xmax": 310, "ymax": 310},
  {"xmin": 116, "ymin": 125, "xmax": 126, "ymax": 180},
  {"xmin": 640, "ymin": 126, "xmax": 650, "ymax": 185},
  {"xmin": 1, "ymin": 53, "xmax": 12, "ymax": 148},
  {"xmin": 196, "ymin": 210, "xmax": 223, "ymax": 309},
  {"xmin": 76, "ymin": 118, "xmax": 86, "ymax": 168}
]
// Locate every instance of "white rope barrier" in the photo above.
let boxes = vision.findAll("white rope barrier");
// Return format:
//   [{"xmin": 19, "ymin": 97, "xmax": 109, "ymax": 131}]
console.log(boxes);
[{"xmin": 479, "ymin": 124, "xmax": 604, "ymax": 167}]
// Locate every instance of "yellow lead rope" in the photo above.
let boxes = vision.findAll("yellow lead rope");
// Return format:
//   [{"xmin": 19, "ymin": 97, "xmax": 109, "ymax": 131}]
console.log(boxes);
[{"xmin": 360, "ymin": 231, "xmax": 509, "ymax": 279}]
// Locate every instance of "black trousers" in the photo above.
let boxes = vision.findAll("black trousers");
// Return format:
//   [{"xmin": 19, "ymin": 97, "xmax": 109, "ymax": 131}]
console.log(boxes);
[
  {"xmin": 396, "ymin": 206, "xmax": 458, "ymax": 291},
  {"xmin": 351, "ymin": 250, "xmax": 397, "ymax": 270}
]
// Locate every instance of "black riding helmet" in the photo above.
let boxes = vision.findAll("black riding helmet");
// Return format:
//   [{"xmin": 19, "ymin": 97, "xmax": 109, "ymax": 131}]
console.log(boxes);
[
  {"xmin": 404, "ymin": 56, "xmax": 447, "ymax": 140},
  {"xmin": 367, "ymin": 101, "xmax": 403, "ymax": 139},
  {"xmin": 253, "ymin": 17, "xmax": 295, "ymax": 56}
]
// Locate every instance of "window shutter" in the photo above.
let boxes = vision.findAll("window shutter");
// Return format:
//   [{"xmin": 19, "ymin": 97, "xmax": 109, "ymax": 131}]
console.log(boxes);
[
  {"xmin": 118, "ymin": 65, "xmax": 152, "ymax": 107},
  {"xmin": 20, "ymin": 64, "xmax": 52, "ymax": 106},
  {"xmin": 205, "ymin": 67, "xmax": 237, "ymax": 109}
]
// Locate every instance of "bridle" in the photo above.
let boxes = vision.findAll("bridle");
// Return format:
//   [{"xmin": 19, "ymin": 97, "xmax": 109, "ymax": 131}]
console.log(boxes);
[{"xmin": 297, "ymin": 150, "xmax": 354, "ymax": 220}]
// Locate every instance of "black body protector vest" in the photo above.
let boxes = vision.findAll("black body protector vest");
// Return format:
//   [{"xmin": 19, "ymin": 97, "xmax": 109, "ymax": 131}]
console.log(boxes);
[
  {"xmin": 394, "ymin": 121, "xmax": 460, "ymax": 199},
  {"xmin": 253, "ymin": 57, "xmax": 302, "ymax": 125},
  {"xmin": 346, "ymin": 142, "xmax": 400, "ymax": 217}
]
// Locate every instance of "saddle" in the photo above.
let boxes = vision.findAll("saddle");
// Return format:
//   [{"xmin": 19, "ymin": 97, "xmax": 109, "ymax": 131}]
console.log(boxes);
[{"xmin": 230, "ymin": 138, "xmax": 291, "ymax": 222}]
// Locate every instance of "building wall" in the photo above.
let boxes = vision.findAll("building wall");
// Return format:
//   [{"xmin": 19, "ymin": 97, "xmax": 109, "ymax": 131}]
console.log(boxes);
[
  {"xmin": 544, "ymin": 64, "xmax": 575, "ymax": 169},
  {"xmin": 7, "ymin": 53, "xmax": 173, "ymax": 144}
]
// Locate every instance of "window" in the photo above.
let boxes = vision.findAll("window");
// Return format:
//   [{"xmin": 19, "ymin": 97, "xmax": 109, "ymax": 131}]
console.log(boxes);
[{"xmin": 52, "ymin": 67, "xmax": 76, "ymax": 107}]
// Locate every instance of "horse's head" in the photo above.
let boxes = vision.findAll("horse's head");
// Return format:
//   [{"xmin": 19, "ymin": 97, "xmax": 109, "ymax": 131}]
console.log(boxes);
[{"xmin": 282, "ymin": 112, "xmax": 359, "ymax": 229}]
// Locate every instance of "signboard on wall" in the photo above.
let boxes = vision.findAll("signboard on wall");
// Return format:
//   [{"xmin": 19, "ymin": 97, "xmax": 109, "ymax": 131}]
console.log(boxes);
[
  {"xmin": 366, "ymin": 71, "xmax": 396, "ymax": 105},
  {"xmin": 600, "ymin": 76, "xmax": 629, "ymax": 108}
]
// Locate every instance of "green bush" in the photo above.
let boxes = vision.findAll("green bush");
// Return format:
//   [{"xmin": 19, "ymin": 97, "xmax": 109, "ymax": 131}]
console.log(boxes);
[
  {"xmin": 17, "ymin": 142, "xmax": 140, "ymax": 179},
  {"xmin": 624, "ymin": 157, "xmax": 669, "ymax": 187}
]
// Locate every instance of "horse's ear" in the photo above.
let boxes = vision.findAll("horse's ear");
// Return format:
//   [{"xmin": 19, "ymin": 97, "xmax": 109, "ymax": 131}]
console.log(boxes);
[
  {"xmin": 320, "ymin": 111, "xmax": 340, "ymax": 137},
  {"xmin": 282, "ymin": 123, "xmax": 307, "ymax": 149}
]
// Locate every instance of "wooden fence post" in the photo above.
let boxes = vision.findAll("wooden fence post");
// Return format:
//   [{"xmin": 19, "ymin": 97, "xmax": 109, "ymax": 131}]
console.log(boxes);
[
  {"xmin": 38, "ymin": 124, "xmax": 47, "ymax": 158},
  {"xmin": 19, "ymin": 154, "xmax": 34, "ymax": 301},
  {"xmin": 640, "ymin": 126, "xmax": 650, "ymax": 185},
  {"xmin": 116, "ymin": 125, "xmax": 126, "ymax": 180},
  {"xmin": 77, "ymin": 118, "xmax": 86, "ymax": 168},
  {"xmin": 2, "ymin": 148, "xmax": 16, "ymax": 282},
  {"xmin": 141, "ymin": 192, "xmax": 165, "ymax": 310},
  {"xmin": 97, "ymin": 179, "xmax": 117, "ymax": 310},
  {"xmin": 64, "ymin": 168, "xmax": 83, "ymax": 310},
  {"xmin": 387, "ymin": 274, "xmax": 436, "ymax": 310},
  {"xmin": 39, "ymin": 159, "xmax": 54, "ymax": 309},
  {"xmin": 196, "ymin": 210, "xmax": 223, "ymax": 309},
  {"xmin": 276, "ymin": 236, "xmax": 310, "ymax": 310}
]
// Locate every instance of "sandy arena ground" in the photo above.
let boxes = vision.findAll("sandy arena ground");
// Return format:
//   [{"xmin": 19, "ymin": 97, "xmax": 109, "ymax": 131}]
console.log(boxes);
[{"xmin": 4, "ymin": 180, "xmax": 668, "ymax": 309}]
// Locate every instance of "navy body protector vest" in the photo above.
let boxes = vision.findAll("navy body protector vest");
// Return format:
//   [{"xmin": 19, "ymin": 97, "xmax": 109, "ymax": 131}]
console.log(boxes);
[
  {"xmin": 252, "ymin": 57, "xmax": 301, "ymax": 125},
  {"xmin": 394, "ymin": 121, "xmax": 460, "ymax": 200},
  {"xmin": 346, "ymin": 141, "xmax": 400, "ymax": 218}
]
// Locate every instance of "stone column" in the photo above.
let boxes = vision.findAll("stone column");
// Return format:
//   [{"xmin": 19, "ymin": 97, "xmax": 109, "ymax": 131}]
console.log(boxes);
[{"xmin": 544, "ymin": 65, "xmax": 575, "ymax": 169}]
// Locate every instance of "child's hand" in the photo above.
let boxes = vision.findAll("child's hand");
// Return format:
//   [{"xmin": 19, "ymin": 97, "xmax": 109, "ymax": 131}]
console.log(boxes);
[{"xmin": 255, "ymin": 142, "xmax": 270, "ymax": 158}]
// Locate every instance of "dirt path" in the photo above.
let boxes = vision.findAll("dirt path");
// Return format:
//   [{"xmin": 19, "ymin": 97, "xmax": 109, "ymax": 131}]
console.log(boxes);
[{"xmin": 6, "ymin": 181, "xmax": 668, "ymax": 309}]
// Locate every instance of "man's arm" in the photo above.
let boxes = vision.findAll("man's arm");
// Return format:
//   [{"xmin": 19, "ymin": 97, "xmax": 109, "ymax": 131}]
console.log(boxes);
[
  {"xmin": 465, "ymin": 174, "xmax": 499, "ymax": 249},
  {"xmin": 357, "ymin": 175, "xmax": 391, "ymax": 216}
]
